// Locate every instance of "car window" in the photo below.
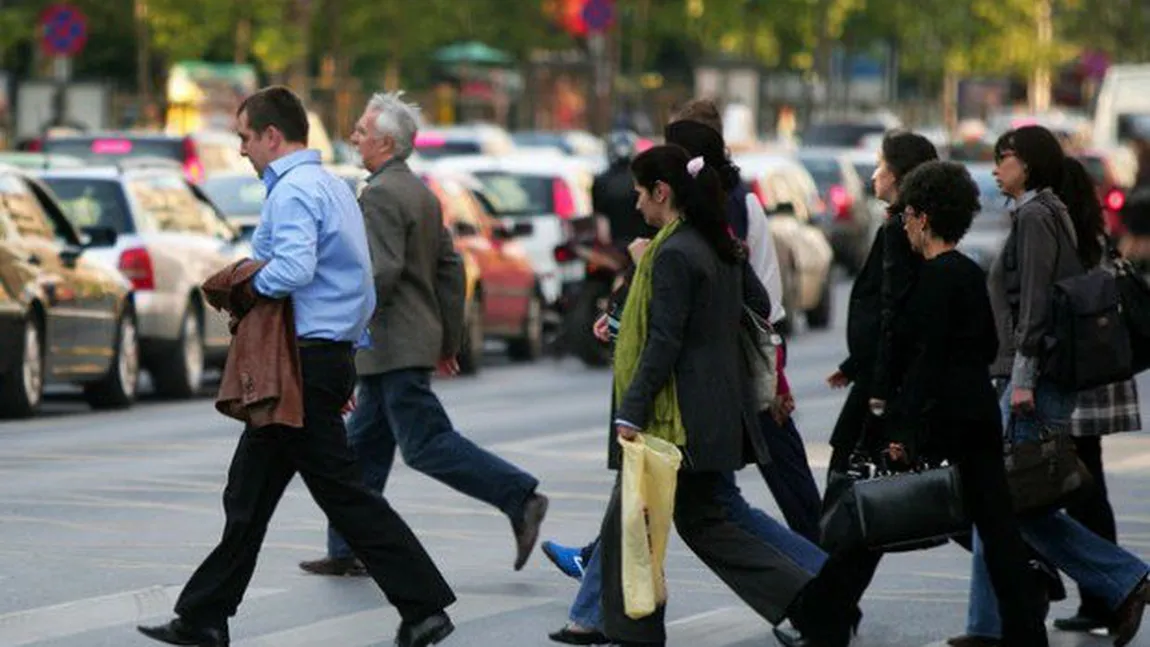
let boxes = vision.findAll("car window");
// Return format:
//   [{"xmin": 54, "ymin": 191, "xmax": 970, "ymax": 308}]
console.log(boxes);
[
  {"xmin": 196, "ymin": 141, "xmax": 245, "ymax": 174},
  {"xmin": 201, "ymin": 176, "xmax": 266, "ymax": 217},
  {"xmin": 0, "ymin": 174, "xmax": 66, "ymax": 243},
  {"xmin": 127, "ymin": 174, "xmax": 211, "ymax": 234},
  {"xmin": 802, "ymin": 123, "xmax": 887, "ymax": 148},
  {"xmin": 797, "ymin": 156, "xmax": 844, "ymax": 194},
  {"xmin": 43, "ymin": 137, "xmax": 183, "ymax": 163},
  {"xmin": 472, "ymin": 172, "xmax": 555, "ymax": 215},
  {"xmin": 41, "ymin": 178, "xmax": 134, "ymax": 233},
  {"xmin": 442, "ymin": 181, "xmax": 484, "ymax": 233}
]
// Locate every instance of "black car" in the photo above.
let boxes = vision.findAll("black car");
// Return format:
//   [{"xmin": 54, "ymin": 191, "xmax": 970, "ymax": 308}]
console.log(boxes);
[{"xmin": 0, "ymin": 165, "xmax": 138, "ymax": 418}]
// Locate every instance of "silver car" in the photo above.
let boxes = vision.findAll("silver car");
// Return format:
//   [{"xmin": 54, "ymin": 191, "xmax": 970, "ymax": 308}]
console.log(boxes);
[
  {"xmin": 959, "ymin": 163, "xmax": 1013, "ymax": 272},
  {"xmin": 38, "ymin": 164, "xmax": 248, "ymax": 398}
]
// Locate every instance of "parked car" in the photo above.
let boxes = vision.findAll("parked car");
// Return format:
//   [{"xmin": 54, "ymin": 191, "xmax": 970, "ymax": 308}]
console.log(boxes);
[
  {"xmin": 430, "ymin": 153, "xmax": 594, "ymax": 309},
  {"xmin": 37, "ymin": 163, "xmax": 248, "ymax": 398},
  {"xmin": 957, "ymin": 163, "xmax": 1012, "ymax": 272},
  {"xmin": 511, "ymin": 130, "xmax": 607, "ymax": 172},
  {"xmin": 420, "ymin": 169, "xmax": 542, "ymax": 372},
  {"xmin": 1077, "ymin": 148, "xmax": 1138, "ymax": 236},
  {"xmin": 0, "ymin": 165, "xmax": 138, "ymax": 417},
  {"xmin": 796, "ymin": 148, "xmax": 877, "ymax": 273},
  {"xmin": 414, "ymin": 125, "xmax": 517, "ymax": 160},
  {"xmin": 200, "ymin": 171, "xmax": 263, "ymax": 239},
  {"xmin": 39, "ymin": 131, "xmax": 247, "ymax": 183},
  {"xmin": 0, "ymin": 152, "xmax": 86, "ymax": 171},
  {"xmin": 735, "ymin": 152, "xmax": 835, "ymax": 333},
  {"xmin": 800, "ymin": 119, "xmax": 892, "ymax": 149}
]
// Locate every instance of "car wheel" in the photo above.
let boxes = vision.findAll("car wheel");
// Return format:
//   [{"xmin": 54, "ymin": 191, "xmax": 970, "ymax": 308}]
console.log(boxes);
[
  {"xmin": 457, "ymin": 296, "xmax": 484, "ymax": 376},
  {"xmin": 507, "ymin": 290, "xmax": 544, "ymax": 362},
  {"xmin": 152, "ymin": 304, "xmax": 204, "ymax": 399},
  {"xmin": 570, "ymin": 280, "xmax": 613, "ymax": 368},
  {"xmin": 807, "ymin": 277, "xmax": 833, "ymax": 330},
  {"xmin": 0, "ymin": 315, "xmax": 44, "ymax": 419},
  {"xmin": 84, "ymin": 310, "xmax": 140, "ymax": 409}
]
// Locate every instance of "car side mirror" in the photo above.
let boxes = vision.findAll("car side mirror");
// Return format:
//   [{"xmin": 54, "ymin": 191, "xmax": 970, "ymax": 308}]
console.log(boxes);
[
  {"xmin": 81, "ymin": 225, "xmax": 118, "ymax": 248},
  {"xmin": 770, "ymin": 202, "xmax": 797, "ymax": 216},
  {"xmin": 60, "ymin": 244, "xmax": 84, "ymax": 266}
]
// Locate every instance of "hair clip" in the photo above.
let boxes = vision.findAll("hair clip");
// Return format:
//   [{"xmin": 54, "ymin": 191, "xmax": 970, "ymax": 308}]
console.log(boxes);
[{"xmin": 687, "ymin": 156, "xmax": 705, "ymax": 178}]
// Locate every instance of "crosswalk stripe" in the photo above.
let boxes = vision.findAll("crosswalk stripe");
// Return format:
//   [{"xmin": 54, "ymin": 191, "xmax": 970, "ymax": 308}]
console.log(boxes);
[
  {"xmin": 0, "ymin": 585, "xmax": 284, "ymax": 647},
  {"xmin": 233, "ymin": 593, "xmax": 555, "ymax": 647}
]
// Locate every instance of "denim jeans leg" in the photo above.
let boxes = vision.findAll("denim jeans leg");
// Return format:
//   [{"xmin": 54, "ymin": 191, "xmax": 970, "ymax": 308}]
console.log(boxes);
[
  {"xmin": 384, "ymin": 369, "xmax": 540, "ymax": 521},
  {"xmin": 327, "ymin": 376, "xmax": 398, "ymax": 560},
  {"xmin": 965, "ymin": 530, "xmax": 1004, "ymax": 638},
  {"xmin": 569, "ymin": 541, "xmax": 604, "ymax": 630},
  {"xmin": 715, "ymin": 472, "xmax": 826, "ymax": 574}
]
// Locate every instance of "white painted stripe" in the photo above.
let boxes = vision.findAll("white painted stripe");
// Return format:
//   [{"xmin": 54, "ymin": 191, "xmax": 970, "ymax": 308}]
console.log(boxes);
[
  {"xmin": 665, "ymin": 605, "xmax": 770, "ymax": 644},
  {"xmin": 234, "ymin": 593, "xmax": 554, "ymax": 647},
  {"xmin": 0, "ymin": 586, "xmax": 284, "ymax": 647}
]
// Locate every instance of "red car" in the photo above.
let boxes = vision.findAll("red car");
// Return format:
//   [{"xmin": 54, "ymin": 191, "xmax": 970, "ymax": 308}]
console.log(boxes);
[
  {"xmin": 1078, "ymin": 148, "xmax": 1138, "ymax": 236},
  {"xmin": 419, "ymin": 169, "xmax": 542, "ymax": 375}
]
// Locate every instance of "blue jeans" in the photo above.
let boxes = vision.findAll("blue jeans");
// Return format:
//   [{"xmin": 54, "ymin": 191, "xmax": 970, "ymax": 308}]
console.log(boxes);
[
  {"xmin": 567, "ymin": 471, "xmax": 826, "ymax": 630},
  {"xmin": 328, "ymin": 369, "xmax": 539, "ymax": 559},
  {"xmin": 966, "ymin": 379, "xmax": 1150, "ymax": 638}
]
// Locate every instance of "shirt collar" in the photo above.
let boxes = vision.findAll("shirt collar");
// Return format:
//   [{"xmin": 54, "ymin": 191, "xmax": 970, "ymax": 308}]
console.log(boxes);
[
  {"xmin": 262, "ymin": 149, "xmax": 321, "ymax": 192},
  {"xmin": 365, "ymin": 156, "xmax": 403, "ymax": 185},
  {"xmin": 1013, "ymin": 189, "xmax": 1039, "ymax": 209}
]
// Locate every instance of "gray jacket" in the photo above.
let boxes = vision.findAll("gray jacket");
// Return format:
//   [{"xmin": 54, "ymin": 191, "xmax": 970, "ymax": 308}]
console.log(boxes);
[
  {"xmin": 355, "ymin": 159, "xmax": 466, "ymax": 376},
  {"xmin": 988, "ymin": 188, "xmax": 1081, "ymax": 388}
]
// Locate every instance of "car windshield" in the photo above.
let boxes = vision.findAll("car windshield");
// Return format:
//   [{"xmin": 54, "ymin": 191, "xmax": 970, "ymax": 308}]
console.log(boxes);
[
  {"xmin": 43, "ymin": 137, "xmax": 183, "ymax": 163},
  {"xmin": 471, "ymin": 172, "xmax": 554, "ymax": 215},
  {"xmin": 201, "ymin": 175, "xmax": 266, "ymax": 217},
  {"xmin": 41, "ymin": 177, "xmax": 134, "ymax": 233},
  {"xmin": 797, "ymin": 156, "xmax": 843, "ymax": 194},
  {"xmin": 415, "ymin": 140, "xmax": 482, "ymax": 160},
  {"xmin": 802, "ymin": 123, "xmax": 886, "ymax": 148}
]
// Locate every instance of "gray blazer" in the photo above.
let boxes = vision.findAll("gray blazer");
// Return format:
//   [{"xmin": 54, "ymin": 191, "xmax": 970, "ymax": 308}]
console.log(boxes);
[
  {"xmin": 987, "ymin": 188, "xmax": 1081, "ymax": 388},
  {"xmin": 355, "ymin": 159, "xmax": 465, "ymax": 376}
]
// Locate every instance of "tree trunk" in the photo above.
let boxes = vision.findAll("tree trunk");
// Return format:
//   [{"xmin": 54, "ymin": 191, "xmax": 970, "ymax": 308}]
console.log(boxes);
[
  {"xmin": 287, "ymin": 0, "xmax": 314, "ymax": 99},
  {"xmin": 234, "ymin": 16, "xmax": 251, "ymax": 65},
  {"xmin": 1029, "ymin": 0, "xmax": 1053, "ymax": 113},
  {"xmin": 134, "ymin": 0, "xmax": 153, "ymax": 125}
]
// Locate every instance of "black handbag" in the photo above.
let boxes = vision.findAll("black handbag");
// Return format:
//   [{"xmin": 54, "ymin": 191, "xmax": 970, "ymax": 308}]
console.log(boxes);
[
  {"xmin": 1110, "ymin": 244, "xmax": 1150, "ymax": 373},
  {"xmin": 820, "ymin": 447, "xmax": 968, "ymax": 553},
  {"xmin": 1004, "ymin": 414, "xmax": 1094, "ymax": 515}
]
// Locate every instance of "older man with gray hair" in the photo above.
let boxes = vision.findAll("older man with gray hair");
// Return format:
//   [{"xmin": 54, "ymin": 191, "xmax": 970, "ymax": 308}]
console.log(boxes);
[{"xmin": 300, "ymin": 91, "xmax": 548, "ymax": 579}]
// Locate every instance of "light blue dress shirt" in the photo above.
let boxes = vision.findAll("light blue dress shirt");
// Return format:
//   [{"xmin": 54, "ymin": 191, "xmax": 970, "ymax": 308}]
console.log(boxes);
[{"xmin": 251, "ymin": 149, "xmax": 375, "ymax": 346}]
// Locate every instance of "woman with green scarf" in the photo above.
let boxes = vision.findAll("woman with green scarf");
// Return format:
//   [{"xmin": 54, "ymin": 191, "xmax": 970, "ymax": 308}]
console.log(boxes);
[{"xmin": 597, "ymin": 145, "xmax": 841, "ymax": 647}]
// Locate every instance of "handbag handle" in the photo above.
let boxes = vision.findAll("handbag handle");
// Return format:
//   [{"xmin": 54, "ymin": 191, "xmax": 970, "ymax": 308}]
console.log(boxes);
[{"xmin": 1003, "ymin": 409, "xmax": 1059, "ymax": 451}]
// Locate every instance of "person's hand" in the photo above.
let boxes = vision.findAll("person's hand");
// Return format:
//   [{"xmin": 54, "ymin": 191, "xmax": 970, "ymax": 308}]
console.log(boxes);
[
  {"xmin": 869, "ymin": 398, "xmax": 887, "ymax": 417},
  {"xmin": 771, "ymin": 393, "xmax": 796, "ymax": 424},
  {"xmin": 1010, "ymin": 387, "xmax": 1035, "ymax": 413},
  {"xmin": 628, "ymin": 237, "xmax": 651, "ymax": 264},
  {"xmin": 616, "ymin": 424, "xmax": 639, "ymax": 441},
  {"xmin": 437, "ymin": 356, "xmax": 460, "ymax": 377},
  {"xmin": 341, "ymin": 393, "xmax": 357, "ymax": 415},
  {"xmin": 886, "ymin": 442, "xmax": 908, "ymax": 464},
  {"xmin": 593, "ymin": 314, "xmax": 610, "ymax": 342},
  {"xmin": 228, "ymin": 314, "xmax": 241, "ymax": 334},
  {"xmin": 827, "ymin": 369, "xmax": 851, "ymax": 389}
]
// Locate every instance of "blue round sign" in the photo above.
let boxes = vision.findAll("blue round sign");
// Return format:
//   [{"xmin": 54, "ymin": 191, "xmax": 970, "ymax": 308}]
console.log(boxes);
[{"xmin": 582, "ymin": 0, "xmax": 614, "ymax": 32}]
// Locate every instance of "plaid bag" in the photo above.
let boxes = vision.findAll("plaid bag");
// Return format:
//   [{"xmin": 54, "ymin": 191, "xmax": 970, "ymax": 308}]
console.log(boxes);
[{"xmin": 1071, "ymin": 379, "xmax": 1142, "ymax": 437}]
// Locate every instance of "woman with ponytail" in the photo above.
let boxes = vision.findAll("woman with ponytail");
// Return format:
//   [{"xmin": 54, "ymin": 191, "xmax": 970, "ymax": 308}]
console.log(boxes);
[
  {"xmin": 593, "ymin": 144, "xmax": 839, "ymax": 646},
  {"xmin": 953, "ymin": 125, "xmax": 1150, "ymax": 647}
]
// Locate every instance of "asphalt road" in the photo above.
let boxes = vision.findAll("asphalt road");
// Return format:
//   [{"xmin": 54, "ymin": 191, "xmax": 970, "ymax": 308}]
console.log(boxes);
[{"xmin": 2, "ymin": 281, "xmax": 1150, "ymax": 647}]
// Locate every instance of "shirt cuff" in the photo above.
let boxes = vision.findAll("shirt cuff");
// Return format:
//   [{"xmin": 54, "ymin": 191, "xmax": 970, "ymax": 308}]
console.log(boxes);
[
  {"xmin": 1010, "ymin": 352, "xmax": 1039, "ymax": 390},
  {"xmin": 614, "ymin": 419, "xmax": 641, "ymax": 430}
]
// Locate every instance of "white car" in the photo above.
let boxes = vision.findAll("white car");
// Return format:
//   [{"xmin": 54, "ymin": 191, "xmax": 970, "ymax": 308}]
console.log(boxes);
[
  {"xmin": 39, "ymin": 163, "xmax": 250, "ymax": 397},
  {"xmin": 429, "ymin": 153, "xmax": 595, "ymax": 307}
]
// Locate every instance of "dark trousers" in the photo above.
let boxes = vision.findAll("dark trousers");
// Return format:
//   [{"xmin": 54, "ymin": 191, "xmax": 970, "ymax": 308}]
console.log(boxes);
[
  {"xmin": 1066, "ymin": 435, "xmax": 1119, "ymax": 619},
  {"xmin": 175, "ymin": 344, "xmax": 456, "ymax": 626},
  {"xmin": 328, "ymin": 368, "xmax": 538, "ymax": 559},
  {"xmin": 813, "ymin": 430, "xmax": 1048, "ymax": 647},
  {"xmin": 600, "ymin": 470, "xmax": 814, "ymax": 644},
  {"xmin": 756, "ymin": 413, "xmax": 822, "ymax": 543}
]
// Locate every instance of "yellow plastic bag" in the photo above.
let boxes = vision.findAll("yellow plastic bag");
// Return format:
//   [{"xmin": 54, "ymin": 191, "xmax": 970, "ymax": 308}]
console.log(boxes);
[{"xmin": 619, "ymin": 433, "xmax": 683, "ymax": 619}]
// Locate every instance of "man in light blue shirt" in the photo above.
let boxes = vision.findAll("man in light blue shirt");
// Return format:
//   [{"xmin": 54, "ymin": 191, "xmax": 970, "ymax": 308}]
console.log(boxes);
[{"xmin": 139, "ymin": 86, "xmax": 456, "ymax": 647}]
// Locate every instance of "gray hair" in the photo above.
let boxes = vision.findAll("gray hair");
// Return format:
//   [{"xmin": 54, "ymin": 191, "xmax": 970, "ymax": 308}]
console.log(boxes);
[{"xmin": 366, "ymin": 91, "xmax": 421, "ymax": 160}]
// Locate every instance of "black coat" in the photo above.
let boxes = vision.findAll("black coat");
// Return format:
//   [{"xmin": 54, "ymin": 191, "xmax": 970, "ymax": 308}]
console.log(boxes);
[
  {"xmin": 831, "ymin": 212, "xmax": 921, "ymax": 449},
  {"xmin": 887, "ymin": 250, "xmax": 1003, "ymax": 459},
  {"xmin": 609, "ymin": 224, "xmax": 771, "ymax": 472}
]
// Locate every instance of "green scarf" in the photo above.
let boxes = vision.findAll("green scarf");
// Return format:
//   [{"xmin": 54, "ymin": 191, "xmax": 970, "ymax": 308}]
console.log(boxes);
[{"xmin": 613, "ymin": 218, "xmax": 686, "ymax": 447}]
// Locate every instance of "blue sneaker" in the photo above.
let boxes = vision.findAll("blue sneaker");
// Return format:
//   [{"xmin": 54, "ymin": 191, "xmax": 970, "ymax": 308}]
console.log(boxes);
[{"xmin": 541, "ymin": 540, "xmax": 585, "ymax": 580}]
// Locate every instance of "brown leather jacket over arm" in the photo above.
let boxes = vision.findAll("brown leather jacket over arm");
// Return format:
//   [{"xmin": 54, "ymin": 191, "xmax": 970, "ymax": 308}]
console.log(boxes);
[{"xmin": 203, "ymin": 259, "xmax": 304, "ymax": 429}]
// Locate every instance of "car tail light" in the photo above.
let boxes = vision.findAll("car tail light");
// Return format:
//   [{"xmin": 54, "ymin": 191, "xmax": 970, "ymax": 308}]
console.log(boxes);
[
  {"xmin": 1105, "ymin": 188, "xmax": 1126, "ymax": 213},
  {"xmin": 828, "ymin": 184, "xmax": 853, "ymax": 221},
  {"xmin": 182, "ymin": 137, "xmax": 205, "ymax": 183},
  {"xmin": 553, "ymin": 178, "xmax": 577, "ymax": 219},
  {"xmin": 554, "ymin": 244, "xmax": 577, "ymax": 263},
  {"xmin": 118, "ymin": 247, "xmax": 155, "ymax": 291},
  {"xmin": 25, "ymin": 138, "xmax": 42, "ymax": 152},
  {"xmin": 749, "ymin": 179, "xmax": 769, "ymax": 207}
]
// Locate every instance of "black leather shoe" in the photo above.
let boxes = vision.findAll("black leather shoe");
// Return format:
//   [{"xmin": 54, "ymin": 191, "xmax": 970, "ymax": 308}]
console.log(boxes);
[
  {"xmin": 395, "ymin": 610, "xmax": 454, "ymax": 647},
  {"xmin": 512, "ymin": 493, "xmax": 549, "ymax": 570},
  {"xmin": 1111, "ymin": 579, "xmax": 1150, "ymax": 647},
  {"xmin": 138, "ymin": 617, "xmax": 229, "ymax": 646},
  {"xmin": 1053, "ymin": 612, "xmax": 1110, "ymax": 633},
  {"xmin": 298, "ymin": 556, "xmax": 367, "ymax": 576},
  {"xmin": 549, "ymin": 626, "xmax": 610, "ymax": 644}
]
